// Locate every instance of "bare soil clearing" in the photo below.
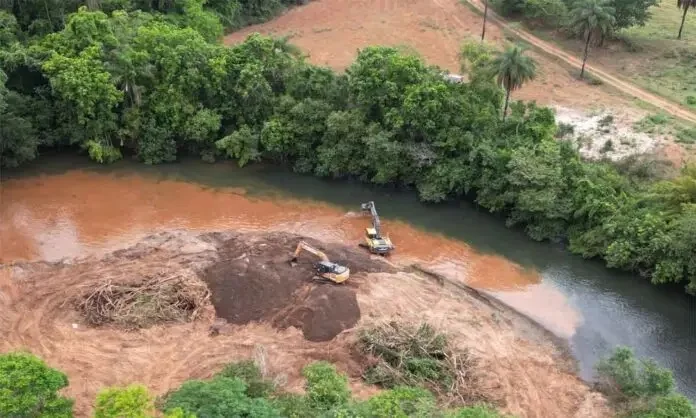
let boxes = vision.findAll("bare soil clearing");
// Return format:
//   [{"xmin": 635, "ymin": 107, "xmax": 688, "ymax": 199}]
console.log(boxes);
[
  {"xmin": 224, "ymin": 0, "xmax": 630, "ymax": 112},
  {"xmin": 0, "ymin": 230, "xmax": 610, "ymax": 417},
  {"xmin": 224, "ymin": 0, "xmax": 694, "ymax": 163},
  {"xmin": 203, "ymin": 232, "xmax": 386, "ymax": 341}
]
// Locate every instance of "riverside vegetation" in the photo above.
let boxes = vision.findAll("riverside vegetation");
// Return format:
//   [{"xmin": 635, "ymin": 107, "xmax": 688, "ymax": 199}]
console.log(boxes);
[
  {"xmin": 1, "ymin": 0, "xmax": 696, "ymax": 294},
  {"xmin": 2, "ymin": 322, "xmax": 694, "ymax": 417}
]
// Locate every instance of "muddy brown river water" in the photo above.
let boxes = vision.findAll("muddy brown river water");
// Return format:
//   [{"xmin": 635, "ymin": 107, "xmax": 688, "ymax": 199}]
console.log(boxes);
[{"xmin": 1, "ymin": 154, "xmax": 695, "ymax": 398}]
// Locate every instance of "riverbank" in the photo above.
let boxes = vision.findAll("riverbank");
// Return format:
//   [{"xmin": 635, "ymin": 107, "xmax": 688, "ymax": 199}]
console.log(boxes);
[
  {"xmin": 3, "ymin": 158, "xmax": 695, "ymax": 398},
  {"xmin": 0, "ymin": 229, "xmax": 611, "ymax": 417}
]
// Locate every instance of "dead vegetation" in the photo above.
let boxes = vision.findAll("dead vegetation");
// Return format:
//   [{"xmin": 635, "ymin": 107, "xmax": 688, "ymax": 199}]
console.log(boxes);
[
  {"xmin": 357, "ymin": 321, "xmax": 485, "ymax": 406},
  {"xmin": 75, "ymin": 273, "xmax": 210, "ymax": 329}
]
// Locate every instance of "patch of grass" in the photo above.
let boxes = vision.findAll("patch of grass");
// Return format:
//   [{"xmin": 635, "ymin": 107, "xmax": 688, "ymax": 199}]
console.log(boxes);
[
  {"xmin": 419, "ymin": 18, "xmax": 441, "ymax": 30},
  {"xmin": 676, "ymin": 126, "xmax": 696, "ymax": 144},
  {"xmin": 633, "ymin": 113, "xmax": 671, "ymax": 133},
  {"xmin": 584, "ymin": 73, "xmax": 604, "ymax": 86},
  {"xmin": 614, "ymin": 3, "xmax": 696, "ymax": 105}
]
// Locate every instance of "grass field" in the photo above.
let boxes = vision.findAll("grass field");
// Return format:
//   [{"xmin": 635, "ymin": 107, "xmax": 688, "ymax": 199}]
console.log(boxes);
[
  {"xmin": 527, "ymin": 0, "xmax": 696, "ymax": 107},
  {"xmin": 619, "ymin": 1, "xmax": 696, "ymax": 106}
]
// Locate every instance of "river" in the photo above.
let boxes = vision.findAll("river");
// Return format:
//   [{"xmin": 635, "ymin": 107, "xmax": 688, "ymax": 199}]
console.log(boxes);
[{"xmin": 1, "ymin": 153, "xmax": 695, "ymax": 399}]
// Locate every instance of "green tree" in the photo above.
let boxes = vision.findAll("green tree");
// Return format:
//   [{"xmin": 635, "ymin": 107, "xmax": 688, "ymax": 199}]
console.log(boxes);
[
  {"xmin": 216, "ymin": 360, "xmax": 274, "ymax": 398},
  {"xmin": 635, "ymin": 394, "xmax": 696, "ymax": 418},
  {"xmin": 489, "ymin": 44, "xmax": 536, "ymax": 120},
  {"xmin": 94, "ymin": 385, "xmax": 153, "ymax": 418},
  {"xmin": 162, "ymin": 377, "xmax": 280, "ymax": 417},
  {"xmin": 678, "ymin": 0, "xmax": 696, "ymax": 39},
  {"xmin": 0, "ymin": 352, "xmax": 74, "ymax": 417},
  {"xmin": 302, "ymin": 362, "xmax": 351, "ymax": 411},
  {"xmin": 609, "ymin": 0, "xmax": 658, "ymax": 31},
  {"xmin": 568, "ymin": 0, "xmax": 616, "ymax": 78},
  {"xmin": 0, "ymin": 71, "xmax": 40, "ymax": 168}
]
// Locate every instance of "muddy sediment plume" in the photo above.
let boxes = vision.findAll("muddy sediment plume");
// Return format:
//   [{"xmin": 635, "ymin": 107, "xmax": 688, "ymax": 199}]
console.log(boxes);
[{"xmin": 203, "ymin": 232, "xmax": 385, "ymax": 341}]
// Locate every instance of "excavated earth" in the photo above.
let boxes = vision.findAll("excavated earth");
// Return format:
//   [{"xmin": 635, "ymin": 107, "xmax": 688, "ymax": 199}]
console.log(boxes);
[
  {"xmin": 0, "ymin": 231, "xmax": 611, "ymax": 417},
  {"xmin": 203, "ymin": 232, "xmax": 386, "ymax": 341}
]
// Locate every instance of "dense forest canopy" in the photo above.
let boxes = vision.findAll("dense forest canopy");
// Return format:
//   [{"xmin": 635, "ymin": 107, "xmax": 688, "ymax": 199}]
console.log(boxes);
[{"xmin": 1, "ymin": 0, "xmax": 696, "ymax": 293}]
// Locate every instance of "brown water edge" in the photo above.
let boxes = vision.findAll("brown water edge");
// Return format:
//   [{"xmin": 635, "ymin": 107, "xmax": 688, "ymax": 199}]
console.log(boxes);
[{"xmin": 0, "ymin": 169, "xmax": 582, "ymax": 337}]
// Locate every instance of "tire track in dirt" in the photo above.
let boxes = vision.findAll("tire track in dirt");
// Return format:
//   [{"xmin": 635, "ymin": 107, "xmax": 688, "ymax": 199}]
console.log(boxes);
[{"xmin": 462, "ymin": 0, "xmax": 696, "ymax": 124}]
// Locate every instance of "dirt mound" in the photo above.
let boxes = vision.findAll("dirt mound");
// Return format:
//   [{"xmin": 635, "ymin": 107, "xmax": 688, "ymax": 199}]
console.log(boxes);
[{"xmin": 203, "ymin": 232, "xmax": 384, "ymax": 341}]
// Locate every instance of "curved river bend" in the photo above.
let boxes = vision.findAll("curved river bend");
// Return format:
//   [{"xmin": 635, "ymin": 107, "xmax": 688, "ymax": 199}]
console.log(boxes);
[{"xmin": 2, "ymin": 155, "xmax": 695, "ymax": 398}]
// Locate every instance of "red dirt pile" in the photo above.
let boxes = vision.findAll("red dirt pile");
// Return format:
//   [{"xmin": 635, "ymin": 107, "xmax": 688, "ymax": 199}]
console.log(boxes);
[{"xmin": 203, "ymin": 233, "xmax": 385, "ymax": 341}]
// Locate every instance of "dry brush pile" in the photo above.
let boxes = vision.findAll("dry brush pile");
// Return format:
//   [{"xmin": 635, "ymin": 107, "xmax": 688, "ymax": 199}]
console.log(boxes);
[
  {"xmin": 75, "ymin": 273, "xmax": 210, "ymax": 330},
  {"xmin": 357, "ymin": 321, "xmax": 485, "ymax": 406}
]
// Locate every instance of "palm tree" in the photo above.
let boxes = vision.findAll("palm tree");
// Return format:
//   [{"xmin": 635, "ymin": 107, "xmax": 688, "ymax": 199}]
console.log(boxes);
[
  {"xmin": 678, "ymin": 0, "xmax": 696, "ymax": 39},
  {"xmin": 481, "ymin": 0, "xmax": 489, "ymax": 41},
  {"xmin": 569, "ymin": 0, "xmax": 615, "ymax": 79},
  {"xmin": 490, "ymin": 45, "xmax": 537, "ymax": 120}
]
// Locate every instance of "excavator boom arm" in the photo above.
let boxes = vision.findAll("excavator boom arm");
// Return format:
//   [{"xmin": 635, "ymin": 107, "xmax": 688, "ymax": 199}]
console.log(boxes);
[
  {"xmin": 293, "ymin": 241, "xmax": 330, "ymax": 262},
  {"xmin": 361, "ymin": 201, "xmax": 382, "ymax": 237}
]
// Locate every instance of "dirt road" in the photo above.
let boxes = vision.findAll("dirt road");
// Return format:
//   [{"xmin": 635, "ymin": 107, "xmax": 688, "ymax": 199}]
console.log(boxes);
[{"xmin": 463, "ymin": 0, "xmax": 696, "ymax": 124}]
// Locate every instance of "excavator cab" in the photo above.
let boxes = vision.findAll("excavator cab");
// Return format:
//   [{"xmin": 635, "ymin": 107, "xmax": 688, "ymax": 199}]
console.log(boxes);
[
  {"xmin": 316, "ymin": 261, "xmax": 348, "ymax": 276},
  {"xmin": 291, "ymin": 241, "xmax": 350, "ymax": 284},
  {"xmin": 360, "ymin": 201, "xmax": 395, "ymax": 256}
]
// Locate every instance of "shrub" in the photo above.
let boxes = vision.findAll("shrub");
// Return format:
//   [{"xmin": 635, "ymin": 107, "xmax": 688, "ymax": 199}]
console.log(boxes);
[
  {"xmin": 0, "ymin": 352, "xmax": 74, "ymax": 418},
  {"xmin": 302, "ymin": 362, "xmax": 351, "ymax": 411},
  {"xmin": 522, "ymin": 0, "xmax": 568, "ymax": 26},
  {"xmin": 598, "ymin": 114, "xmax": 614, "ymax": 128},
  {"xmin": 600, "ymin": 140, "xmax": 614, "ymax": 153},
  {"xmin": 162, "ymin": 377, "xmax": 281, "ymax": 417},
  {"xmin": 596, "ymin": 347, "xmax": 673, "ymax": 398},
  {"xmin": 271, "ymin": 393, "xmax": 316, "ymax": 418},
  {"xmin": 360, "ymin": 386, "xmax": 438, "ymax": 417},
  {"xmin": 94, "ymin": 385, "xmax": 153, "ymax": 418},
  {"xmin": 596, "ymin": 347, "xmax": 695, "ymax": 417},
  {"xmin": 686, "ymin": 96, "xmax": 696, "ymax": 107},
  {"xmin": 358, "ymin": 322, "xmax": 481, "ymax": 403},
  {"xmin": 633, "ymin": 394, "xmax": 696, "ymax": 418},
  {"xmin": 676, "ymin": 127, "xmax": 696, "ymax": 145},
  {"xmin": 555, "ymin": 122, "xmax": 575, "ymax": 138},
  {"xmin": 216, "ymin": 360, "xmax": 274, "ymax": 398}
]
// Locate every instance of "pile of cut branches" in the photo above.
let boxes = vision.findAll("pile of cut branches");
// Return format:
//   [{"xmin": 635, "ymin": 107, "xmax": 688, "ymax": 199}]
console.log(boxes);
[
  {"xmin": 76, "ymin": 274, "xmax": 210, "ymax": 329},
  {"xmin": 357, "ymin": 321, "xmax": 484, "ymax": 405}
]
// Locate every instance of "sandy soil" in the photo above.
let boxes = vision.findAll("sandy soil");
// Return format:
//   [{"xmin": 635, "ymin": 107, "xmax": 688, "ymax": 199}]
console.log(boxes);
[{"xmin": 0, "ymin": 230, "xmax": 610, "ymax": 417}]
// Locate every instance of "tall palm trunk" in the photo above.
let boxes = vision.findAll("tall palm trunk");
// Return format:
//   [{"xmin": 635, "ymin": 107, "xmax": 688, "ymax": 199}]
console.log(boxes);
[
  {"xmin": 678, "ymin": 3, "xmax": 690, "ymax": 39},
  {"xmin": 580, "ymin": 31, "xmax": 592, "ymax": 78},
  {"xmin": 503, "ymin": 88, "xmax": 511, "ymax": 121},
  {"xmin": 481, "ymin": 0, "xmax": 489, "ymax": 41}
]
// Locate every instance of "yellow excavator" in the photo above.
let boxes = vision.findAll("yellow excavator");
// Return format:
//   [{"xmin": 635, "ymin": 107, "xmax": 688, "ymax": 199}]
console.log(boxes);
[
  {"xmin": 360, "ymin": 201, "xmax": 394, "ymax": 255},
  {"xmin": 290, "ymin": 240, "xmax": 351, "ymax": 283}
]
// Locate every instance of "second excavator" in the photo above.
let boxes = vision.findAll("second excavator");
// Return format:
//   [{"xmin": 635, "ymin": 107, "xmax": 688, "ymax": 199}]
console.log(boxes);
[
  {"xmin": 360, "ymin": 201, "xmax": 394, "ymax": 255},
  {"xmin": 290, "ymin": 240, "xmax": 351, "ymax": 283}
]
